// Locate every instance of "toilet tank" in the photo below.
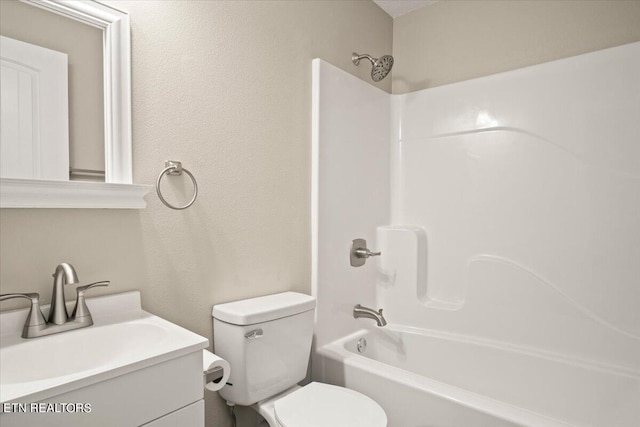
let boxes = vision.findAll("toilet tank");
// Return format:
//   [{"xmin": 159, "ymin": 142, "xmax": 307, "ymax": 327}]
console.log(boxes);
[{"xmin": 212, "ymin": 292, "xmax": 316, "ymax": 406}]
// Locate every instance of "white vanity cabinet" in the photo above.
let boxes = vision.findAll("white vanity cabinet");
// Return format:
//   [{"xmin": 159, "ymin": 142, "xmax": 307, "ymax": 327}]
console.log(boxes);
[
  {"xmin": 0, "ymin": 292, "xmax": 208, "ymax": 427},
  {"xmin": 142, "ymin": 401, "xmax": 204, "ymax": 427}
]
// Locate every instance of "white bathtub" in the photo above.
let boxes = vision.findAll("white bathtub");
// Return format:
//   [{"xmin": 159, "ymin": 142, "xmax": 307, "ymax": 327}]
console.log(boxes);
[{"xmin": 314, "ymin": 326, "xmax": 639, "ymax": 427}]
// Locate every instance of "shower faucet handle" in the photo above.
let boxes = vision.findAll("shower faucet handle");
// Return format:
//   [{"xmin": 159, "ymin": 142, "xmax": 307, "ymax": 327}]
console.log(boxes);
[
  {"xmin": 355, "ymin": 248, "xmax": 381, "ymax": 258},
  {"xmin": 350, "ymin": 238, "xmax": 381, "ymax": 267}
]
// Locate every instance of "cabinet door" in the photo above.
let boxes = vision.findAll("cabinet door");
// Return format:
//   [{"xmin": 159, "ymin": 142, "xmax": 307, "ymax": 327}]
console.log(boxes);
[{"xmin": 0, "ymin": 352, "xmax": 204, "ymax": 427}]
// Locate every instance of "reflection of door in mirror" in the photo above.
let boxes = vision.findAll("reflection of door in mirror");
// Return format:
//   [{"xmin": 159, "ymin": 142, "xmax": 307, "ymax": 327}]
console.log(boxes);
[
  {"xmin": 0, "ymin": 0, "xmax": 104, "ymax": 182},
  {"xmin": 1, "ymin": 36, "xmax": 69, "ymax": 181}
]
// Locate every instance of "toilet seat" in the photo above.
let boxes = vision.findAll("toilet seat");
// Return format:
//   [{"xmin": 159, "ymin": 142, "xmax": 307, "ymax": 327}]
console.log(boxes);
[{"xmin": 273, "ymin": 382, "xmax": 387, "ymax": 427}]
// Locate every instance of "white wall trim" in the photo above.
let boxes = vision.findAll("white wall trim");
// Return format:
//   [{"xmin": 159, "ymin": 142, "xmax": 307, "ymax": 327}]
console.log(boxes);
[
  {"xmin": 21, "ymin": 0, "xmax": 133, "ymax": 184},
  {"xmin": 0, "ymin": 178, "xmax": 152, "ymax": 209}
]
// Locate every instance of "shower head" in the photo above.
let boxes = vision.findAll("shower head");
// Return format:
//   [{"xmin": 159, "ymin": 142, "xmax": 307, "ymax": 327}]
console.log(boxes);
[{"xmin": 352, "ymin": 52, "xmax": 394, "ymax": 82}]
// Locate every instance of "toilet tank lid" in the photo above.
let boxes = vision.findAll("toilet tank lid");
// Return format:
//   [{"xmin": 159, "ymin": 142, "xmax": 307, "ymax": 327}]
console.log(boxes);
[{"xmin": 212, "ymin": 292, "xmax": 316, "ymax": 326}]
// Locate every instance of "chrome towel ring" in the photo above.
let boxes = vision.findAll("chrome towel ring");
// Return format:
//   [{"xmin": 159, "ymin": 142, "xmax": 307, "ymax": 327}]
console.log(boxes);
[{"xmin": 156, "ymin": 160, "xmax": 198, "ymax": 210}]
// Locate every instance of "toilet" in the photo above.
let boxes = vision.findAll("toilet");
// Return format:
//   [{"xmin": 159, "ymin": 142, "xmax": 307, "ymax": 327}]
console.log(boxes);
[{"xmin": 212, "ymin": 292, "xmax": 387, "ymax": 427}]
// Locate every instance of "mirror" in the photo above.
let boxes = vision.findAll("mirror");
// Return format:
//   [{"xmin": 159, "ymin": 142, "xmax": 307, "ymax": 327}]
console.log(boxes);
[
  {"xmin": 1, "ymin": 0, "xmax": 104, "ymax": 182},
  {"xmin": 0, "ymin": 0, "xmax": 150, "ymax": 208}
]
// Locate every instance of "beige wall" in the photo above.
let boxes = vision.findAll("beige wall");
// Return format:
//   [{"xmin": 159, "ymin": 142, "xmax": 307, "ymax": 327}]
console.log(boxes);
[
  {"xmin": 392, "ymin": 0, "xmax": 640, "ymax": 93},
  {"xmin": 0, "ymin": 0, "xmax": 105, "ymax": 173},
  {"xmin": 0, "ymin": 1, "xmax": 392, "ymax": 426}
]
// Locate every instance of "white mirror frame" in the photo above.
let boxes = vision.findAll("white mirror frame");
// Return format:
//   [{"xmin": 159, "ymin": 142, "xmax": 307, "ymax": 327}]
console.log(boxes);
[{"xmin": 0, "ymin": 0, "xmax": 151, "ymax": 209}]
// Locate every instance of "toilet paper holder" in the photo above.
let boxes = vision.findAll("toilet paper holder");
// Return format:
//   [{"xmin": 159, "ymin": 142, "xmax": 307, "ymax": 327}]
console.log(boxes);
[{"xmin": 203, "ymin": 349, "xmax": 231, "ymax": 392}]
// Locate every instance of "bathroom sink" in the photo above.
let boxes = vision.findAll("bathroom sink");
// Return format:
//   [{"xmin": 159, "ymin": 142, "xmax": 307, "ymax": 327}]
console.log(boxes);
[
  {"xmin": 1, "ymin": 322, "xmax": 166, "ymax": 384},
  {"xmin": 0, "ymin": 291, "xmax": 208, "ymax": 403}
]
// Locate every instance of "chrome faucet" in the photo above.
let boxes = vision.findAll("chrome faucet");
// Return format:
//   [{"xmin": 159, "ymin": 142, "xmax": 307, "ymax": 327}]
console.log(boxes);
[
  {"xmin": 0, "ymin": 263, "xmax": 109, "ymax": 338},
  {"xmin": 353, "ymin": 304, "xmax": 387, "ymax": 327},
  {"xmin": 49, "ymin": 262, "xmax": 79, "ymax": 325}
]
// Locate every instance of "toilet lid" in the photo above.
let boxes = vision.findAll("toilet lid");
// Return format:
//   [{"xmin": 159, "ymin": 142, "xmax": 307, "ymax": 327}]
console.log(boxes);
[{"xmin": 274, "ymin": 382, "xmax": 387, "ymax": 427}]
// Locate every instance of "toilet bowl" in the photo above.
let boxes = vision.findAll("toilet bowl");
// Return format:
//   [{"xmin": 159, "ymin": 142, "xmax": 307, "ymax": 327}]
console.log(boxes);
[
  {"xmin": 254, "ymin": 382, "xmax": 387, "ymax": 427},
  {"xmin": 212, "ymin": 292, "xmax": 387, "ymax": 427}
]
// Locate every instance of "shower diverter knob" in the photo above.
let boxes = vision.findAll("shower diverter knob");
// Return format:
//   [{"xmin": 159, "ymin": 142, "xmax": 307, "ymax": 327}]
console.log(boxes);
[{"xmin": 350, "ymin": 238, "xmax": 381, "ymax": 267}]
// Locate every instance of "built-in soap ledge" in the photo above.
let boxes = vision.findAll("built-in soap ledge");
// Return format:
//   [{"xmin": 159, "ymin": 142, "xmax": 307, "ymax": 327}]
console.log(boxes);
[{"xmin": 376, "ymin": 225, "xmax": 462, "ymax": 310}]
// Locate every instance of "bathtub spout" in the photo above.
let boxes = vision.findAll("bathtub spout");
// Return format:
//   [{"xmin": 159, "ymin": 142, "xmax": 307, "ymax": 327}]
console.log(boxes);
[{"xmin": 353, "ymin": 304, "xmax": 387, "ymax": 327}]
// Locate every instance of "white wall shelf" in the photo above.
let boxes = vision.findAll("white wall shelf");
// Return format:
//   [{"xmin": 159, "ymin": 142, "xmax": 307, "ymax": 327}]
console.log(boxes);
[{"xmin": 0, "ymin": 178, "xmax": 152, "ymax": 209}]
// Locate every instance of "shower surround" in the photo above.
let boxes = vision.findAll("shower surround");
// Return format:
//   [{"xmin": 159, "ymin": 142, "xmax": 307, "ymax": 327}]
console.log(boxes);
[{"xmin": 311, "ymin": 42, "xmax": 640, "ymax": 426}]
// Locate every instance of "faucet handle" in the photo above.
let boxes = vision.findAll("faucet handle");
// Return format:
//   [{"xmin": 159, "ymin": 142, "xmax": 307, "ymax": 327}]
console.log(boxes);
[
  {"xmin": 0, "ymin": 293, "xmax": 47, "ymax": 337},
  {"xmin": 75, "ymin": 281, "xmax": 110, "ymax": 296},
  {"xmin": 350, "ymin": 238, "xmax": 382, "ymax": 267},
  {"xmin": 0, "ymin": 292, "xmax": 40, "ymax": 302},
  {"xmin": 72, "ymin": 281, "xmax": 110, "ymax": 320}
]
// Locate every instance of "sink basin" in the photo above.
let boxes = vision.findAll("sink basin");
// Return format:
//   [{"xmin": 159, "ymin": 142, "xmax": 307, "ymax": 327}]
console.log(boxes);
[
  {"xmin": 1, "ymin": 322, "xmax": 166, "ymax": 384},
  {"xmin": 0, "ymin": 291, "xmax": 208, "ymax": 403}
]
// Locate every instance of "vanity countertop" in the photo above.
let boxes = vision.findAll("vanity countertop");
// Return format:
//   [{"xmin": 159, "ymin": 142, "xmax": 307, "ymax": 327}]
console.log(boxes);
[{"xmin": 0, "ymin": 291, "xmax": 208, "ymax": 403}]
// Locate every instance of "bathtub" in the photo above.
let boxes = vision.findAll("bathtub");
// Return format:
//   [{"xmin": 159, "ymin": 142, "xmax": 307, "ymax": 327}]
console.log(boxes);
[{"xmin": 314, "ymin": 326, "xmax": 639, "ymax": 427}]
